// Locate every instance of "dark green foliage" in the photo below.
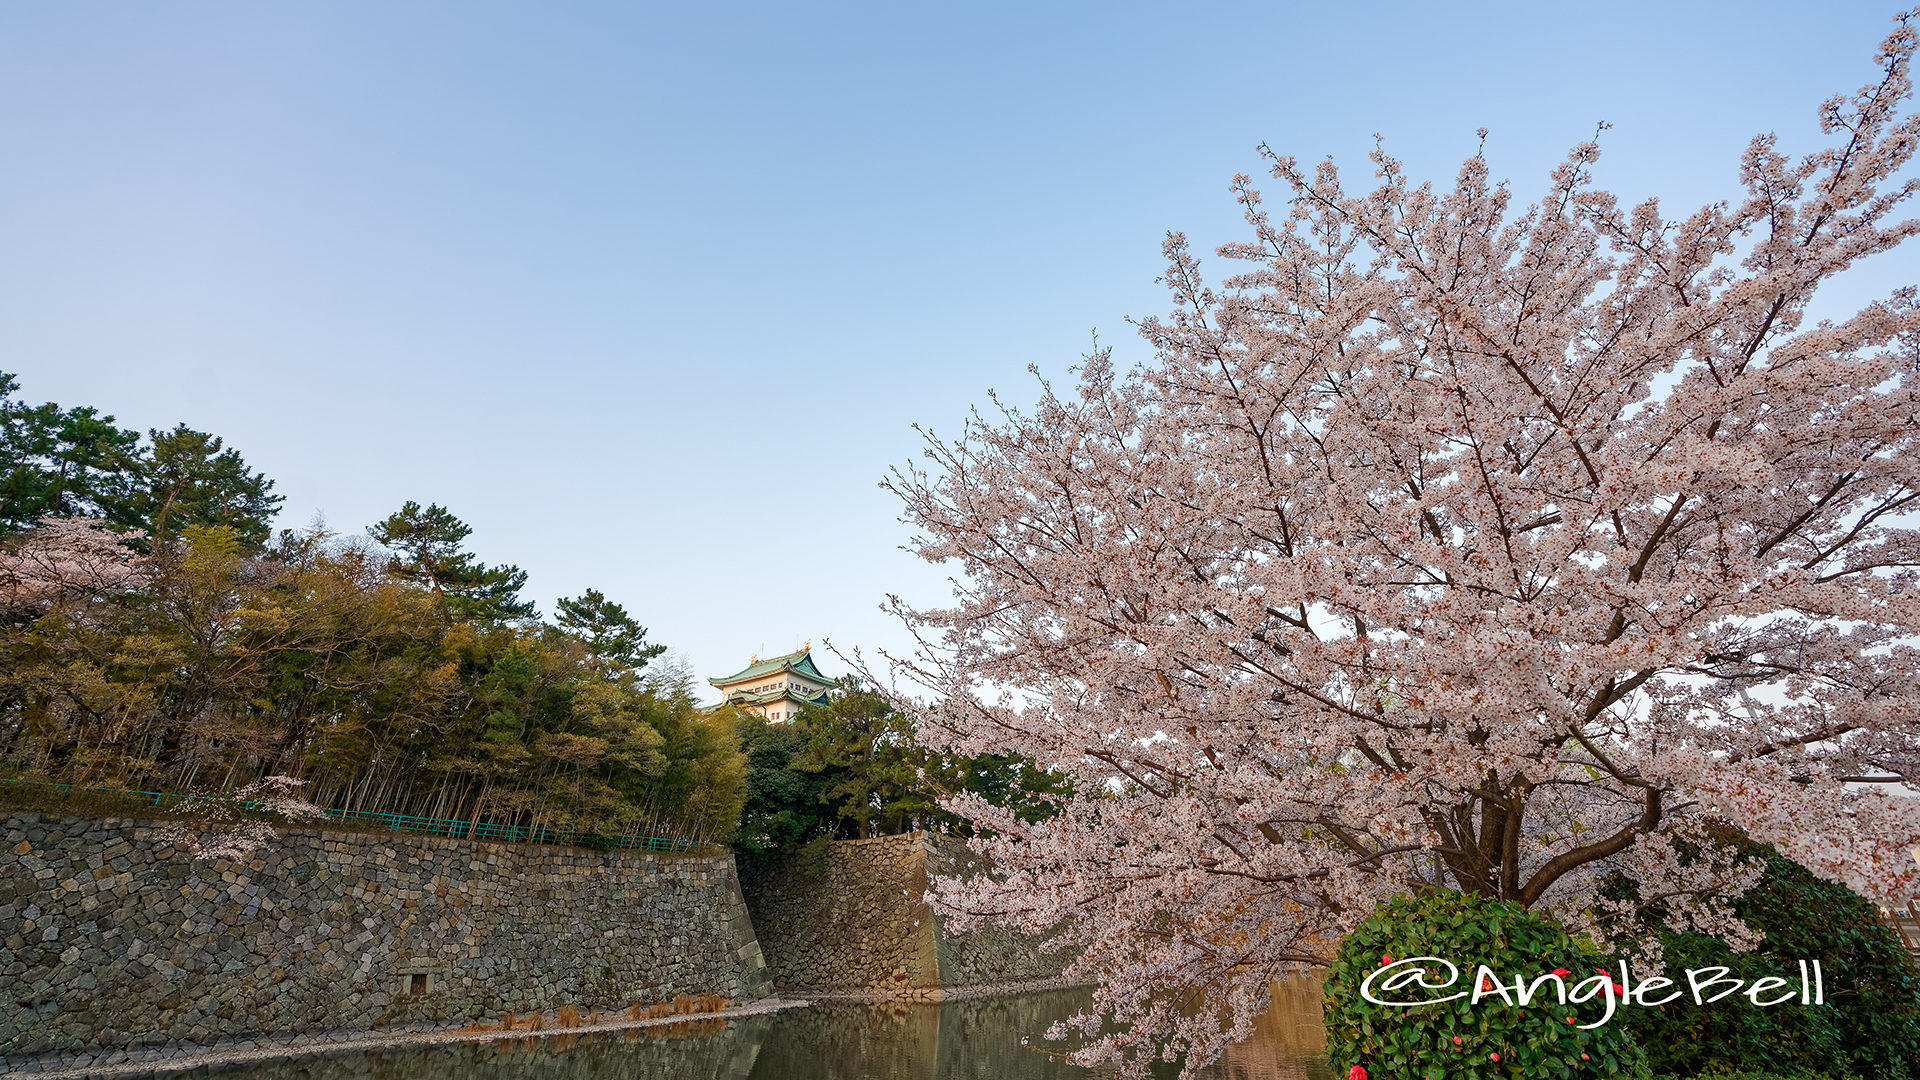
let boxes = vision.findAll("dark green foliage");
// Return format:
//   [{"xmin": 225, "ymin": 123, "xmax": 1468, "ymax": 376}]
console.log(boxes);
[
  {"xmin": 732, "ymin": 680, "xmax": 1070, "ymax": 859},
  {"xmin": 0, "ymin": 373, "xmax": 145, "ymax": 532},
  {"xmin": 950, "ymin": 751, "xmax": 1074, "ymax": 826},
  {"xmin": 1325, "ymin": 891, "xmax": 1645, "ymax": 1080},
  {"xmin": 129, "ymin": 425, "xmax": 282, "ymax": 548},
  {"xmin": 0, "ymin": 376, "xmax": 282, "ymax": 546},
  {"xmin": 734, "ymin": 712, "xmax": 831, "ymax": 857},
  {"xmin": 787, "ymin": 681, "xmax": 914, "ymax": 838},
  {"xmin": 371, "ymin": 501, "xmax": 534, "ymax": 621},
  {"xmin": 787, "ymin": 680, "xmax": 1071, "ymax": 840},
  {"xmin": 556, "ymin": 588, "xmax": 665, "ymax": 672},
  {"xmin": 1620, "ymin": 849, "xmax": 1920, "ymax": 1079}
]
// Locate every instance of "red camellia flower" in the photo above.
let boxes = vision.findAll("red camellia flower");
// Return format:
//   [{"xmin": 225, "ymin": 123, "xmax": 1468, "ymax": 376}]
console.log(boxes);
[
  {"xmin": 1348, "ymin": 1066, "xmax": 1368, "ymax": 1080},
  {"xmin": 1380, "ymin": 955, "xmax": 1393, "ymax": 966},
  {"xmin": 1552, "ymin": 968, "xmax": 1571, "ymax": 978},
  {"xmin": 1453, "ymin": 1036, "xmax": 1462, "ymax": 1045}
]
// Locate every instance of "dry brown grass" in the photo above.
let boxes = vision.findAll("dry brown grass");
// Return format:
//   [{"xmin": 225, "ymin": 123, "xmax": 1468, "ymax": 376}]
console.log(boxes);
[
  {"xmin": 556, "ymin": 1005, "xmax": 581, "ymax": 1028},
  {"xmin": 499, "ymin": 1011, "xmax": 516, "ymax": 1031},
  {"xmin": 527, "ymin": 1011, "xmax": 544, "ymax": 1032},
  {"xmin": 607, "ymin": 992, "xmax": 731, "ymax": 1025}
]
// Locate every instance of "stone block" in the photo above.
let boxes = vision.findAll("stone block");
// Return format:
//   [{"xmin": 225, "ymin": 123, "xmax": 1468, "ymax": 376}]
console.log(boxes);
[
  {"xmin": 742, "ymin": 833, "xmax": 1059, "ymax": 996},
  {"xmin": 0, "ymin": 812, "xmax": 773, "ymax": 1069}
]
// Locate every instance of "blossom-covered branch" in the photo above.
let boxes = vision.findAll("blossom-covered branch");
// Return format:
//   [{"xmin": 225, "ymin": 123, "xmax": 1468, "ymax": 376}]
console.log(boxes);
[{"xmin": 885, "ymin": 13, "xmax": 1920, "ymax": 1077}]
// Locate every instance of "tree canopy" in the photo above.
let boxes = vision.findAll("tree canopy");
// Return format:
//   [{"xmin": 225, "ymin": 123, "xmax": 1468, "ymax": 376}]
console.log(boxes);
[
  {"xmin": 0, "ymin": 375, "xmax": 281, "ymax": 547},
  {"xmin": 733, "ymin": 678, "xmax": 1070, "ymax": 858},
  {"xmin": 371, "ymin": 501, "xmax": 535, "ymax": 622},
  {"xmin": 557, "ymin": 588, "xmax": 667, "ymax": 672},
  {"xmin": 134, "ymin": 424, "xmax": 283, "ymax": 548},
  {"xmin": 0, "ymin": 374, "xmax": 144, "ymax": 534},
  {"xmin": 0, "ymin": 417, "xmax": 742, "ymax": 847},
  {"xmin": 887, "ymin": 16, "xmax": 1920, "ymax": 1077}
]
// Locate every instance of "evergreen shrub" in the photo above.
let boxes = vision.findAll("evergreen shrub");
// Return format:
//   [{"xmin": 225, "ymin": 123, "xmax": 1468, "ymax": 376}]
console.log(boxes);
[
  {"xmin": 1324, "ymin": 891, "xmax": 1644, "ymax": 1080},
  {"xmin": 1619, "ymin": 848, "xmax": 1920, "ymax": 1079}
]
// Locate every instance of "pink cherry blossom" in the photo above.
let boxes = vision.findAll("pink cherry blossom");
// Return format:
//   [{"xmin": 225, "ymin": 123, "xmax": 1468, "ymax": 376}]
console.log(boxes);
[
  {"xmin": 882, "ymin": 14, "xmax": 1920, "ymax": 1079},
  {"xmin": 0, "ymin": 517, "xmax": 146, "ymax": 612}
]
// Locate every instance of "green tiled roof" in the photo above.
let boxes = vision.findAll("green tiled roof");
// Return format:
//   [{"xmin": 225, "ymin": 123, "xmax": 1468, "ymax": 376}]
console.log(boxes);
[
  {"xmin": 709, "ymin": 647, "xmax": 836, "ymax": 689},
  {"xmin": 724, "ymin": 684, "xmax": 832, "ymax": 707}
]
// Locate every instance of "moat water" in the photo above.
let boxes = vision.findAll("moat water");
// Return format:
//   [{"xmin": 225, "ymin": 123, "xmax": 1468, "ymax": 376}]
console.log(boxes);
[{"xmin": 173, "ymin": 985, "xmax": 1334, "ymax": 1080}]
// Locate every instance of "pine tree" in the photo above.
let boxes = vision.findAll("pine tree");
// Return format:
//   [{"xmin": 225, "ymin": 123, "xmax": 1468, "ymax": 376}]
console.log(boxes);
[
  {"xmin": 556, "ymin": 588, "xmax": 665, "ymax": 672},
  {"xmin": 370, "ymin": 501, "xmax": 535, "ymax": 621},
  {"xmin": 0, "ymin": 373, "xmax": 143, "ymax": 533},
  {"xmin": 128, "ymin": 425, "xmax": 282, "ymax": 548}
]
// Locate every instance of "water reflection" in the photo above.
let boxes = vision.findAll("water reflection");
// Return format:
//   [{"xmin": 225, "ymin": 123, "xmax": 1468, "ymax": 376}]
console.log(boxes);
[
  {"xmin": 1207, "ymin": 979, "xmax": 1331, "ymax": 1080},
  {"xmin": 171, "ymin": 983, "xmax": 1331, "ymax": 1080}
]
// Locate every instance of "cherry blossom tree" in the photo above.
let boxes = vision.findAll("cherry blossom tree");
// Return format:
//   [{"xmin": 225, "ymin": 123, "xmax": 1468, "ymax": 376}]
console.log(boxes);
[
  {"xmin": 0, "ymin": 516, "xmax": 147, "ymax": 613},
  {"xmin": 885, "ymin": 15, "xmax": 1920, "ymax": 1076},
  {"xmin": 153, "ymin": 775, "xmax": 331, "ymax": 861}
]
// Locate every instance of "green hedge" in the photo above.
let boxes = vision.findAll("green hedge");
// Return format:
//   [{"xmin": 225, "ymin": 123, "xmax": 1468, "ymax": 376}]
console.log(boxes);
[
  {"xmin": 1619, "ymin": 851, "xmax": 1920, "ymax": 1079},
  {"xmin": 1325, "ymin": 891, "xmax": 1645, "ymax": 1079}
]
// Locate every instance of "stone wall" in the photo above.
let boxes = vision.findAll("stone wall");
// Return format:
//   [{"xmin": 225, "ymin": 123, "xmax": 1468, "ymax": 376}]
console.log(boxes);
[
  {"xmin": 739, "ymin": 832, "xmax": 1071, "ymax": 995},
  {"xmin": 920, "ymin": 839, "xmax": 1077, "ymax": 989},
  {"xmin": 0, "ymin": 812, "xmax": 773, "ymax": 1071}
]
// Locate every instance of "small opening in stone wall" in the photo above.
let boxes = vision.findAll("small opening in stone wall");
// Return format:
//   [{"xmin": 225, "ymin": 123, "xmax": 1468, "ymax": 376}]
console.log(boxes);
[{"xmin": 409, "ymin": 973, "xmax": 428, "ymax": 995}]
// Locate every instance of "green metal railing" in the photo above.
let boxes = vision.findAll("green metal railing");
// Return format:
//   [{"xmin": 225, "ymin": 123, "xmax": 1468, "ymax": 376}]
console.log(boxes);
[{"xmin": 0, "ymin": 777, "xmax": 711, "ymax": 853}]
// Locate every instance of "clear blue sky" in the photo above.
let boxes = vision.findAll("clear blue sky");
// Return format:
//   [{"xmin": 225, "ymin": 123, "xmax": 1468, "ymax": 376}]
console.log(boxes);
[{"xmin": 2, "ymin": 1, "xmax": 1912, "ymax": 696}]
